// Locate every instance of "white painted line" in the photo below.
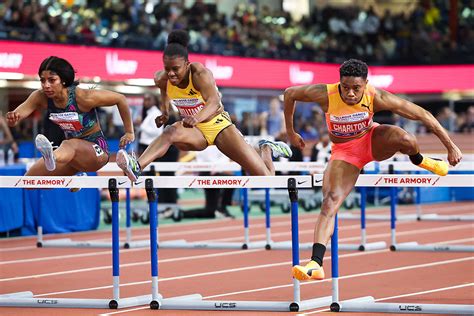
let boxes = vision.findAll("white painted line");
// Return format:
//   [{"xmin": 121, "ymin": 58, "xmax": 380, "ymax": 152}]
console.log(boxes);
[
  {"xmin": 35, "ymin": 244, "xmax": 473, "ymax": 298},
  {"xmin": 0, "ymin": 247, "xmax": 146, "ymax": 266},
  {"xmin": 1, "ymin": 202, "xmax": 469, "ymax": 250},
  {"xmin": 375, "ymin": 283, "xmax": 474, "ymax": 302},
  {"xmin": 35, "ymin": 249, "xmax": 388, "ymax": 296},
  {"xmin": 1, "ymin": 221, "xmax": 472, "ymax": 266},
  {"xmin": 202, "ymin": 223, "xmax": 474, "ymax": 243},
  {"xmin": 299, "ymin": 283, "xmax": 474, "ymax": 315},
  {"xmin": 0, "ymin": 249, "xmax": 264, "ymax": 282},
  {"xmin": 1, "ymin": 228, "xmax": 472, "ymax": 284},
  {"xmin": 0, "ymin": 245, "xmax": 37, "ymax": 252},
  {"xmin": 95, "ymin": 257, "xmax": 474, "ymax": 316}
]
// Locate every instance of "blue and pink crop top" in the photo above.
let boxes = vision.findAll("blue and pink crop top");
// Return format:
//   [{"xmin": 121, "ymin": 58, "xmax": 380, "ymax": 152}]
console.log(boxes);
[{"xmin": 47, "ymin": 84, "xmax": 100, "ymax": 139}]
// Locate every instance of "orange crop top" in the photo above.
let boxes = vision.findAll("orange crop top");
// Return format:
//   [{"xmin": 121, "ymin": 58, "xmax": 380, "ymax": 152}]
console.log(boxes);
[{"xmin": 325, "ymin": 83, "xmax": 376, "ymax": 138}]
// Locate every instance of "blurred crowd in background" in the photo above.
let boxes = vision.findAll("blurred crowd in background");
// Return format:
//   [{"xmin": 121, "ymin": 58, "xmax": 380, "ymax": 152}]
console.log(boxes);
[
  {"xmin": 0, "ymin": 0, "xmax": 473, "ymax": 154},
  {"xmin": 1, "ymin": 0, "xmax": 473, "ymax": 64}
]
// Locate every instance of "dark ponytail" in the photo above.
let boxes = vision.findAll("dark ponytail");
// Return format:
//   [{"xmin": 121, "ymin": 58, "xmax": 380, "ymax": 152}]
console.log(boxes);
[{"xmin": 164, "ymin": 30, "xmax": 189, "ymax": 60}]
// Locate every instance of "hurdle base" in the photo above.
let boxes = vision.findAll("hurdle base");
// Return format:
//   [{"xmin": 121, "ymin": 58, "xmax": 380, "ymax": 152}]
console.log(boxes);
[
  {"xmin": 39, "ymin": 238, "xmax": 154, "ymax": 249},
  {"xmin": 418, "ymin": 214, "xmax": 474, "ymax": 222},
  {"xmin": 158, "ymin": 295, "xmax": 332, "ymax": 311},
  {"xmin": 391, "ymin": 242, "xmax": 474, "ymax": 252},
  {"xmin": 158, "ymin": 239, "xmax": 267, "ymax": 250},
  {"xmin": 0, "ymin": 292, "xmax": 153, "ymax": 309},
  {"xmin": 151, "ymin": 294, "xmax": 204, "ymax": 310},
  {"xmin": 332, "ymin": 296, "xmax": 474, "ymax": 314},
  {"xmin": 268, "ymin": 241, "xmax": 386, "ymax": 252},
  {"xmin": 338, "ymin": 213, "xmax": 420, "ymax": 221}
]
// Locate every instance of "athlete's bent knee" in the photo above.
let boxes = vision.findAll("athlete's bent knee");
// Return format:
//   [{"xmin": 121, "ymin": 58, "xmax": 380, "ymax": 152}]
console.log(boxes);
[
  {"xmin": 162, "ymin": 125, "xmax": 178, "ymax": 141},
  {"xmin": 399, "ymin": 132, "xmax": 417, "ymax": 152},
  {"xmin": 321, "ymin": 191, "xmax": 343, "ymax": 218}
]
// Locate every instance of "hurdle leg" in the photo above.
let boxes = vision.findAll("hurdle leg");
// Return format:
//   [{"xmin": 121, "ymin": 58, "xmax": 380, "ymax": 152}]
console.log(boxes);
[
  {"xmin": 242, "ymin": 188, "xmax": 249, "ymax": 249},
  {"xmin": 415, "ymin": 186, "xmax": 422, "ymax": 220},
  {"xmin": 146, "ymin": 180, "xmax": 160, "ymax": 309},
  {"xmin": 36, "ymin": 190, "xmax": 44, "ymax": 247},
  {"xmin": 359, "ymin": 187, "xmax": 367, "ymax": 250},
  {"xmin": 264, "ymin": 188, "xmax": 272, "ymax": 249},
  {"xmin": 357, "ymin": 186, "xmax": 387, "ymax": 251},
  {"xmin": 288, "ymin": 178, "xmax": 301, "ymax": 304},
  {"xmin": 389, "ymin": 187, "xmax": 397, "ymax": 250},
  {"xmin": 109, "ymin": 179, "xmax": 120, "ymax": 307},
  {"xmin": 331, "ymin": 213, "xmax": 339, "ymax": 302},
  {"xmin": 124, "ymin": 188, "xmax": 131, "ymax": 248},
  {"xmin": 330, "ymin": 207, "xmax": 385, "ymax": 313}
]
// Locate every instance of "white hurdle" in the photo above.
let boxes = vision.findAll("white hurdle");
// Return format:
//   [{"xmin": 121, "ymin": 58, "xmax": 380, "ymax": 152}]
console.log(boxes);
[
  {"xmin": 330, "ymin": 174, "xmax": 474, "ymax": 314},
  {"xmin": 25, "ymin": 161, "xmax": 388, "ymax": 251},
  {"xmin": 109, "ymin": 161, "xmax": 383, "ymax": 252},
  {"xmin": 154, "ymin": 174, "xmax": 314, "ymax": 250},
  {"xmin": 0, "ymin": 175, "xmax": 333, "ymax": 312},
  {"xmin": 332, "ymin": 174, "xmax": 474, "ymax": 253},
  {"xmin": 31, "ymin": 161, "xmax": 326, "ymax": 250},
  {"xmin": 0, "ymin": 176, "xmax": 160, "ymax": 309},
  {"xmin": 142, "ymin": 176, "xmax": 332, "ymax": 312},
  {"xmin": 338, "ymin": 161, "xmax": 474, "ymax": 222},
  {"xmin": 0, "ymin": 174, "xmax": 472, "ymax": 312}
]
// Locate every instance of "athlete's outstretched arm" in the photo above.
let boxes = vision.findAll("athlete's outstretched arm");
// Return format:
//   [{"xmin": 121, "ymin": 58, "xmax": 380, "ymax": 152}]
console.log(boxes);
[
  {"xmin": 374, "ymin": 89, "xmax": 462, "ymax": 166},
  {"xmin": 283, "ymin": 84, "xmax": 327, "ymax": 150},
  {"xmin": 83, "ymin": 89, "xmax": 134, "ymax": 148},
  {"xmin": 6, "ymin": 90, "xmax": 44, "ymax": 127}
]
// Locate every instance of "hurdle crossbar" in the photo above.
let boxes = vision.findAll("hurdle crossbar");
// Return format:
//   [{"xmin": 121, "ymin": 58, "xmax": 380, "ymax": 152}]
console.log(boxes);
[{"xmin": 330, "ymin": 174, "xmax": 474, "ymax": 314}]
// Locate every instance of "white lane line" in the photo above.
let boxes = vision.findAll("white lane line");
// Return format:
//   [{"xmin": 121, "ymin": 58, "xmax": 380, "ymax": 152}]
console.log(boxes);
[
  {"xmin": 21, "ymin": 202, "xmax": 471, "ymax": 245},
  {"xmin": 1, "ymin": 228, "xmax": 472, "ymax": 284},
  {"xmin": 202, "ymin": 256, "xmax": 474, "ymax": 299},
  {"xmin": 0, "ymin": 245, "xmax": 37, "ymax": 252},
  {"xmin": 203, "ymin": 222, "xmax": 474, "ymax": 243},
  {"xmin": 1, "ymin": 203, "xmax": 470, "ymax": 251},
  {"xmin": 0, "ymin": 210, "xmax": 245, "ymax": 247},
  {"xmin": 0, "ymin": 216, "xmax": 314, "ymax": 252},
  {"xmin": 95, "ymin": 258, "xmax": 474, "ymax": 316},
  {"xmin": 299, "ymin": 283, "xmax": 474, "ymax": 315},
  {"xmin": 124, "ymin": 204, "xmax": 474, "ymax": 241},
  {"xmin": 34, "ymin": 249, "xmax": 388, "ymax": 296},
  {"xmin": 0, "ymin": 247, "xmax": 147, "ymax": 266},
  {"xmin": 0, "ymin": 202, "xmax": 470, "ymax": 248},
  {"xmin": 0, "ymin": 249, "xmax": 264, "ymax": 282},
  {"xmin": 1, "ymin": 221, "xmax": 472, "ymax": 266},
  {"xmin": 35, "ymin": 244, "xmax": 473, "ymax": 298}
]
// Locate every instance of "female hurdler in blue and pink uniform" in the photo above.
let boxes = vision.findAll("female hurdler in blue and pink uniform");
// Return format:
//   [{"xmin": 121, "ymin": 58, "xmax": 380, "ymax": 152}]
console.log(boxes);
[{"xmin": 6, "ymin": 56, "xmax": 134, "ymax": 177}]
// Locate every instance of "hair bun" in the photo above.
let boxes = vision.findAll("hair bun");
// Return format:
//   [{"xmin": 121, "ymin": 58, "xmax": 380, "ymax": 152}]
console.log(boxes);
[{"xmin": 167, "ymin": 29, "xmax": 190, "ymax": 47}]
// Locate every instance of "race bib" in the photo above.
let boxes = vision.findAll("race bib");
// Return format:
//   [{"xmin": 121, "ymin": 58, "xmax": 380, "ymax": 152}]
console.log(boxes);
[
  {"xmin": 49, "ymin": 112, "xmax": 83, "ymax": 132},
  {"xmin": 93, "ymin": 144, "xmax": 104, "ymax": 156}
]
